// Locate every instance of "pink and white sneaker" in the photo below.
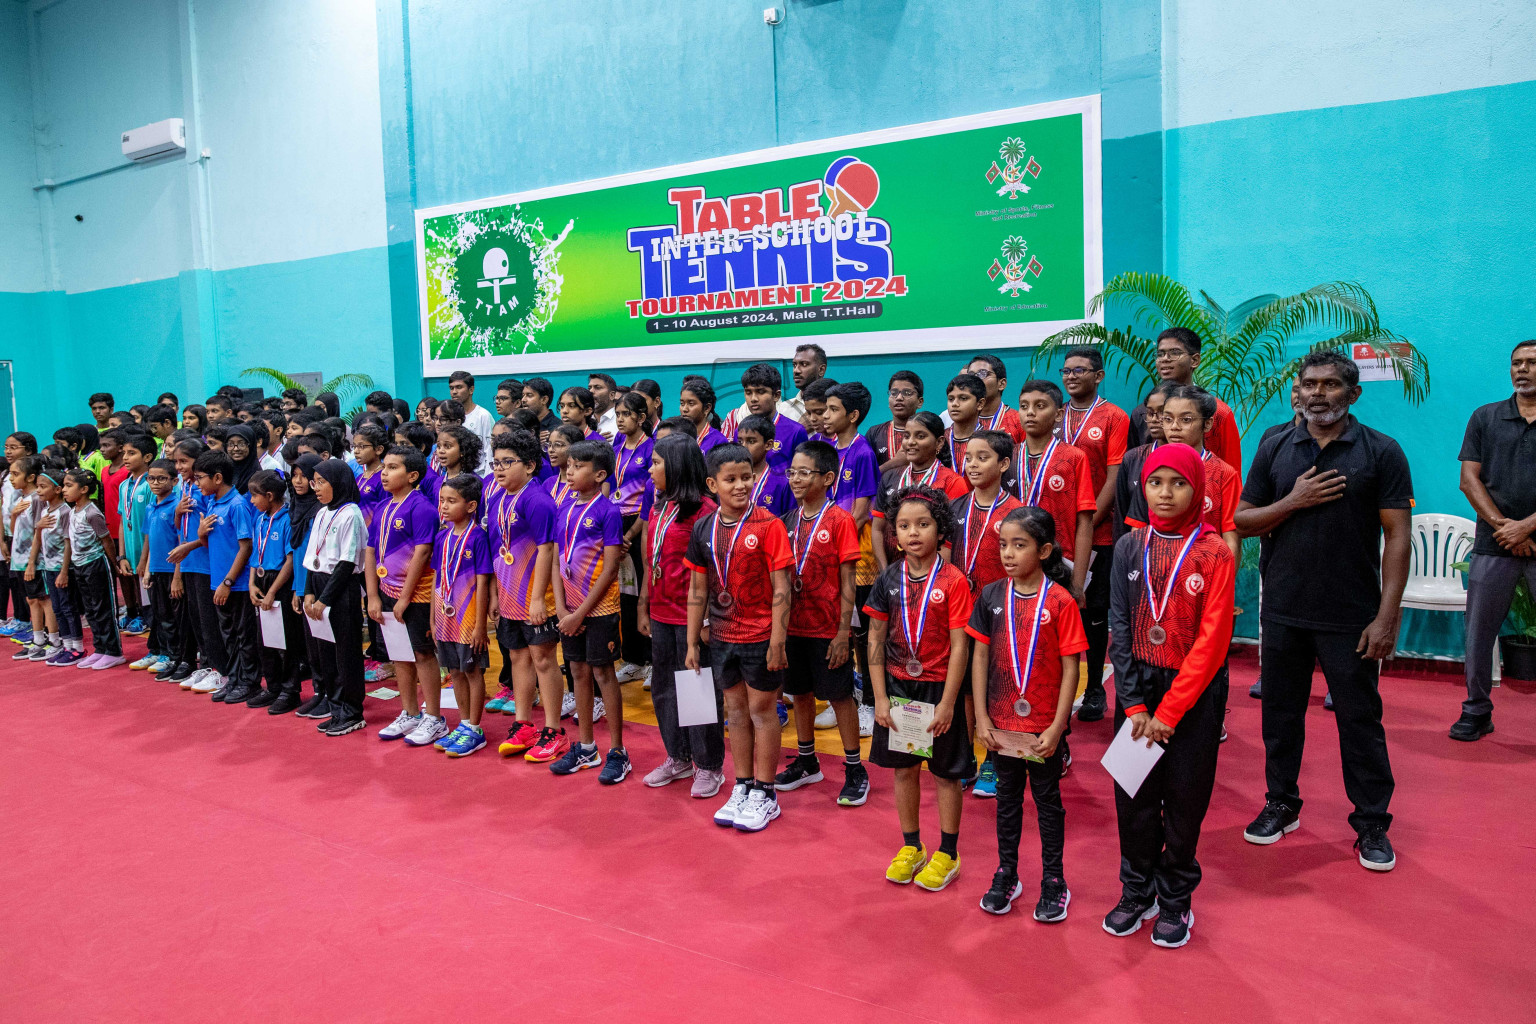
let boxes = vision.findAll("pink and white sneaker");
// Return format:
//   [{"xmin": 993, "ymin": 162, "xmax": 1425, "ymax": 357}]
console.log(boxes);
[
  {"xmin": 74, "ymin": 653, "xmax": 105, "ymax": 669},
  {"xmin": 91, "ymin": 654, "xmax": 127, "ymax": 671}
]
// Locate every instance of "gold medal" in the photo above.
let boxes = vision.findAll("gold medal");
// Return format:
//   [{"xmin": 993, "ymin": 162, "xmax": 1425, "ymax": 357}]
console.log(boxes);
[
  {"xmin": 375, "ymin": 565, "xmax": 387, "ymax": 579},
  {"xmin": 501, "ymin": 548, "xmax": 514, "ymax": 565}
]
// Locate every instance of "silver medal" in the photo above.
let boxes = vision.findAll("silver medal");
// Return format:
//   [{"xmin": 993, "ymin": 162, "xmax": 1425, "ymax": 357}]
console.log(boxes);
[
  {"xmin": 717, "ymin": 591, "xmax": 734, "ymax": 610},
  {"xmin": 1148, "ymin": 624, "xmax": 1167, "ymax": 645},
  {"xmin": 792, "ymin": 577, "xmax": 803, "ymax": 593},
  {"xmin": 905, "ymin": 657, "xmax": 924, "ymax": 677},
  {"xmin": 1013, "ymin": 697, "xmax": 1032, "ymax": 717}
]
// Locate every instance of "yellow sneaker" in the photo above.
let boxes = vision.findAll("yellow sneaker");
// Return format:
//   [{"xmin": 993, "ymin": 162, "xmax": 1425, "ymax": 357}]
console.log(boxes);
[
  {"xmin": 914, "ymin": 851, "xmax": 960, "ymax": 891},
  {"xmin": 885, "ymin": 844, "xmax": 927, "ymax": 884}
]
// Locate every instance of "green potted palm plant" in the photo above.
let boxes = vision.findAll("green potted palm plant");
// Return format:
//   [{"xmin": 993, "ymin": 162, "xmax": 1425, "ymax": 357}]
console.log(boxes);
[
  {"xmin": 240, "ymin": 368, "xmax": 377, "ymax": 418},
  {"xmin": 1496, "ymin": 578, "xmax": 1536, "ymax": 691}
]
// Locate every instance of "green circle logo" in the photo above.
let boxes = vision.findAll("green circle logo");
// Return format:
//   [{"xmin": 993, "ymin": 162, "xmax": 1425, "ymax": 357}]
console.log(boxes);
[{"xmin": 456, "ymin": 233, "xmax": 537, "ymax": 332}]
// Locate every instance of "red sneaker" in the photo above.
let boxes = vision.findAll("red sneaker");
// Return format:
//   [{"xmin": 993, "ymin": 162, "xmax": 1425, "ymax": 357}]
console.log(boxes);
[
  {"xmin": 498, "ymin": 721, "xmax": 541, "ymax": 757},
  {"xmin": 524, "ymin": 727, "xmax": 569, "ymax": 763}
]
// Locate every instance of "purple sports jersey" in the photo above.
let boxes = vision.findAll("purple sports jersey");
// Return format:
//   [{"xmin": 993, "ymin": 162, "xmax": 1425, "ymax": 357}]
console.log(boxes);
[
  {"xmin": 368, "ymin": 490, "xmax": 439, "ymax": 602},
  {"xmin": 357, "ymin": 467, "xmax": 386, "ymax": 526},
  {"xmin": 610, "ymin": 436, "xmax": 654, "ymax": 516},
  {"xmin": 430, "ymin": 522, "xmax": 493, "ymax": 643},
  {"xmin": 764, "ymin": 414, "xmax": 809, "ymax": 473},
  {"xmin": 557, "ymin": 493, "xmax": 625, "ymax": 617},
  {"xmin": 486, "ymin": 480, "xmax": 558, "ymax": 620},
  {"xmin": 751, "ymin": 465, "xmax": 795, "ymax": 517},
  {"xmin": 830, "ymin": 435, "xmax": 880, "ymax": 512}
]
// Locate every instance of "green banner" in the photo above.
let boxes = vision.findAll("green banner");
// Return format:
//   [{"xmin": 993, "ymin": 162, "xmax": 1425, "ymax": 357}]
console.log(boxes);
[{"xmin": 417, "ymin": 95, "xmax": 1101, "ymax": 375}]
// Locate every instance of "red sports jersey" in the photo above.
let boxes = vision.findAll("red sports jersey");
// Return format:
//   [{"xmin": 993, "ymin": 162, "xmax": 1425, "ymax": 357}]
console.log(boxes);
[
  {"xmin": 863, "ymin": 559, "xmax": 973, "ymax": 682},
  {"xmin": 644, "ymin": 497, "xmax": 715, "ymax": 627},
  {"xmin": 683, "ymin": 505, "xmax": 793, "ymax": 644},
  {"xmin": 1005, "ymin": 440, "xmax": 1096, "ymax": 554},
  {"xmin": 1122, "ymin": 528, "xmax": 1235, "ymax": 727},
  {"xmin": 780, "ymin": 502, "xmax": 861, "ymax": 639},
  {"xmin": 1056, "ymin": 398, "xmax": 1129, "ymax": 546},
  {"xmin": 977, "ymin": 403, "xmax": 1026, "ymax": 443},
  {"xmin": 873, "ymin": 462, "xmax": 970, "ymax": 562},
  {"xmin": 966, "ymin": 579, "xmax": 1088, "ymax": 733},
  {"xmin": 946, "ymin": 491, "xmax": 1023, "ymax": 591}
]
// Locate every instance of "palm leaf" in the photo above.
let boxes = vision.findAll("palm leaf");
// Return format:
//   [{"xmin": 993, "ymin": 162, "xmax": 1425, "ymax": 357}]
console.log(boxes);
[
  {"xmin": 240, "ymin": 367, "xmax": 309, "ymax": 398},
  {"xmin": 1090, "ymin": 272, "xmax": 1218, "ymax": 342},
  {"xmin": 1031, "ymin": 323, "xmax": 1160, "ymax": 395},
  {"xmin": 319, "ymin": 373, "xmax": 376, "ymax": 403}
]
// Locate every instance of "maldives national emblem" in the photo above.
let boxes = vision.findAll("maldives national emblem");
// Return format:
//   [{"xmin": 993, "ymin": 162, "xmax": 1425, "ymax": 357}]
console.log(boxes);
[
  {"xmin": 987, "ymin": 236, "xmax": 1044, "ymax": 297},
  {"xmin": 986, "ymin": 137, "xmax": 1042, "ymax": 200}
]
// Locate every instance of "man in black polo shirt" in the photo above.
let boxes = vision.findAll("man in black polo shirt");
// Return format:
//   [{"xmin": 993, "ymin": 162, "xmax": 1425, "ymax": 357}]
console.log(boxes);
[
  {"xmin": 1234, "ymin": 351, "xmax": 1411, "ymax": 873},
  {"xmin": 1452, "ymin": 340, "xmax": 1536, "ymax": 741}
]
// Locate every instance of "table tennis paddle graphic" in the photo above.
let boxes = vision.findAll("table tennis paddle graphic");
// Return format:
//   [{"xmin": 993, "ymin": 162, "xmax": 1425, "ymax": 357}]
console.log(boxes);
[{"xmin": 824, "ymin": 156, "xmax": 880, "ymax": 218}]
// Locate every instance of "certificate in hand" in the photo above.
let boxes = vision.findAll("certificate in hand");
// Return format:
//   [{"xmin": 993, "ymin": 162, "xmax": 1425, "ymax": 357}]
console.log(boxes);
[
  {"xmin": 992, "ymin": 728, "xmax": 1045, "ymax": 763},
  {"xmin": 887, "ymin": 697, "xmax": 935, "ymax": 759}
]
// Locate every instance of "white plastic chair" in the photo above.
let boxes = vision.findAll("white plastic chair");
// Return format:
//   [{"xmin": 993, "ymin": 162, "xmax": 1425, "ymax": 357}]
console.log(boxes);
[{"xmin": 1393, "ymin": 513, "xmax": 1492, "ymax": 676}]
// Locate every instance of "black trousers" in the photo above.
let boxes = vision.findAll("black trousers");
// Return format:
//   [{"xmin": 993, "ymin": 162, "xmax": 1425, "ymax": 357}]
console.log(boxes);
[
  {"xmin": 148, "ymin": 571, "xmax": 182, "ymax": 660},
  {"xmin": 75, "ymin": 558, "xmax": 122, "ymax": 656},
  {"xmin": 1080, "ymin": 542, "xmax": 1113, "ymax": 701},
  {"xmin": 47, "ymin": 571, "xmax": 83, "ymax": 640},
  {"xmin": 310, "ymin": 573, "xmax": 364, "ymax": 715},
  {"xmin": 173, "ymin": 572, "xmax": 200, "ymax": 666},
  {"xmin": 618, "ymin": 513, "xmax": 651, "ymax": 666},
  {"xmin": 215, "ymin": 593, "xmax": 261, "ymax": 688},
  {"xmin": 1114, "ymin": 665, "xmax": 1226, "ymax": 914},
  {"xmin": 1260, "ymin": 620, "xmax": 1394, "ymax": 832},
  {"xmin": 995, "ymin": 749, "xmax": 1066, "ymax": 883},
  {"xmin": 116, "ymin": 559, "xmax": 142, "ymax": 616},
  {"xmin": 8, "ymin": 565, "xmax": 27, "ymax": 621},
  {"xmin": 256, "ymin": 588, "xmax": 304, "ymax": 696},
  {"xmin": 184, "ymin": 573, "xmax": 225, "ymax": 674},
  {"xmin": 649, "ymin": 621, "xmax": 725, "ymax": 770}
]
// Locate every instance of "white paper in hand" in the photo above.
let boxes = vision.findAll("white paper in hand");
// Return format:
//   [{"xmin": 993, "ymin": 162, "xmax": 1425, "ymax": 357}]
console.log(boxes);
[
  {"xmin": 309, "ymin": 606, "xmax": 335, "ymax": 643},
  {"xmin": 1101, "ymin": 717, "xmax": 1165, "ymax": 798},
  {"xmin": 380, "ymin": 615, "xmax": 414, "ymax": 662},
  {"xmin": 258, "ymin": 605, "xmax": 286, "ymax": 649},
  {"xmin": 674, "ymin": 667, "xmax": 718, "ymax": 726}
]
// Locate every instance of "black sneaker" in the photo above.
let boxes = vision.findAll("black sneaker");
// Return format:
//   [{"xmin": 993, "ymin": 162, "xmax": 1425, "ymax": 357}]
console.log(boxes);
[
  {"xmin": 1243, "ymin": 800, "xmax": 1300, "ymax": 845},
  {"xmin": 209, "ymin": 682, "xmax": 234, "ymax": 703},
  {"xmin": 1076, "ymin": 687, "xmax": 1106, "ymax": 722},
  {"xmin": 1102, "ymin": 894, "xmax": 1159, "ymax": 936},
  {"xmin": 774, "ymin": 754, "xmax": 824, "ymax": 792},
  {"xmin": 246, "ymin": 688, "xmax": 278, "ymax": 709},
  {"xmin": 836, "ymin": 764, "xmax": 870, "ymax": 807},
  {"xmin": 267, "ymin": 691, "xmax": 301, "ymax": 715},
  {"xmin": 1033, "ymin": 878, "xmax": 1071, "ymax": 922},
  {"xmin": 1354, "ymin": 825, "xmax": 1395, "ymax": 872},
  {"xmin": 324, "ymin": 714, "xmax": 366, "ymax": 737},
  {"xmin": 1150, "ymin": 906, "xmax": 1193, "ymax": 948},
  {"xmin": 1449, "ymin": 711, "xmax": 1494, "ymax": 742},
  {"xmin": 1248, "ymin": 678, "xmax": 1263, "ymax": 699},
  {"xmin": 167, "ymin": 662, "xmax": 195, "ymax": 683},
  {"xmin": 295, "ymin": 695, "xmax": 329, "ymax": 719},
  {"xmin": 979, "ymin": 870, "xmax": 1023, "ymax": 915},
  {"xmin": 157, "ymin": 661, "xmax": 187, "ymax": 682},
  {"xmin": 222, "ymin": 684, "xmax": 258, "ymax": 704}
]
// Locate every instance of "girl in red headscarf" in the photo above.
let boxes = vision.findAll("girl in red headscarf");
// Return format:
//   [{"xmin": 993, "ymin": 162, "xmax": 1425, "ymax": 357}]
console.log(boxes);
[{"xmin": 1101, "ymin": 442, "xmax": 1234, "ymax": 949}]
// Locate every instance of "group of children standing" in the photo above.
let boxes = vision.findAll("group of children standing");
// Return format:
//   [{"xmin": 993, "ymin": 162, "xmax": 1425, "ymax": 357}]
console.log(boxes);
[{"xmin": 6, "ymin": 345, "xmax": 1240, "ymax": 950}]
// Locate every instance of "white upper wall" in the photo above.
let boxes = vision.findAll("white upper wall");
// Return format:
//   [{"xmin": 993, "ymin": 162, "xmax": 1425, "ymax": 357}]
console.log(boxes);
[{"xmin": 1165, "ymin": 0, "xmax": 1536, "ymax": 129}]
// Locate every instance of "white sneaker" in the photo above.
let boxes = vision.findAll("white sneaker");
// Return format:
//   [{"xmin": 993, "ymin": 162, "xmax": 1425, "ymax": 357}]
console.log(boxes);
[
  {"xmin": 181, "ymin": 667, "xmax": 210, "ymax": 690},
  {"xmin": 857, "ymin": 703, "xmax": 875, "ymax": 738},
  {"xmin": 403, "ymin": 714, "xmax": 448, "ymax": 747},
  {"xmin": 733, "ymin": 788, "xmax": 781, "ymax": 832},
  {"xmin": 592, "ymin": 696, "xmax": 606, "ymax": 723},
  {"xmin": 644, "ymin": 756, "xmax": 695, "ymax": 787},
  {"xmin": 560, "ymin": 691, "xmax": 576, "ymax": 719},
  {"xmin": 379, "ymin": 710, "xmax": 422, "ymax": 741},
  {"xmin": 129, "ymin": 654, "xmax": 158, "ymax": 671},
  {"xmin": 613, "ymin": 661, "xmax": 643, "ymax": 683},
  {"xmin": 191, "ymin": 672, "xmax": 224, "ymax": 693},
  {"xmin": 714, "ymin": 782, "xmax": 750, "ymax": 826},
  {"xmin": 814, "ymin": 704, "xmax": 838, "ymax": 730}
]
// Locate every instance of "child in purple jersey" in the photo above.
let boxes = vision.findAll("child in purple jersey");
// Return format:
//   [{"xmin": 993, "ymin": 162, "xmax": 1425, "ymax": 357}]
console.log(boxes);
[
  {"xmin": 394, "ymin": 421, "xmax": 441, "ymax": 505},
  {"xmin": 824, "ymin": 382, "xmax": 881, "ymax": 726},
  {"xmin": 366, "ymin": 445, "xmax": 447, "ymax": 746},
  {"xmin": 734, "ymin": 414, "xmax": 796, "ymax": 518},
  {"xmin": 610, "ymin": 392, "xmax": 655, "ymax": 684},
  {"xmin": 430, "ymin": 473, "xmax": 494, "ymax": 758},
  {"xmin": 486, "ymin": 430, "xmax": 567, "ymax": 763},
  {"xmin": 352, "ymin": 424, "xmax": 389, "ymax": 527},
  {"xmin": 733, "ymin": 362, "xmax": 808, "ymax": 474},
  {"xmin": 544, "ymin": 423, "xmax": 583, "ymax": 510},
  {"xmin": 550, "ymin": 440, "xmax": 630, "ymax": 783},
  {"xmin": 679, "ymin": 378, "xmax": 728, "ymax": 454}
]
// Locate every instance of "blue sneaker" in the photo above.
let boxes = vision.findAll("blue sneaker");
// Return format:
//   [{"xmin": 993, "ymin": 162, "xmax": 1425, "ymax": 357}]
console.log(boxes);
[
  {"xmin": 550, "ymin": 742, "xmax": 601, "ymax": 775},
  {"xmin": 0, "ymin": 620, "xmax": 19, "ymax": 636},
  {"xmin": 972, "ymin": 758, "xmax": 997, "ymax": 799},
  {"xmin": 776, "ymin": 702, "xmax": 789, "ymax": 727},
  {"xmin": 444, "ymin": 724, "xmax": 486, "ymax": 758},
  {"xmin": 434, "ymin": 722, "xmax": 465, "ymax": 751},
  {"xmin": 10, "ymin": 628, "xmax": 32, "ymax": 645},
  {"xmin": 598, "ymin": 747, "xmax": 632, "ymax": 785}
]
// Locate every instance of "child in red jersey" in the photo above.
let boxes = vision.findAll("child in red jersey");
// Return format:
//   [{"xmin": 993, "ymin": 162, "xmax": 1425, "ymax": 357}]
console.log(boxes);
[
  {"xmin": 873, "ymin": 411, "xmax": 969, "ymax": 569},
  {"xmin": 1122, "ymin": 385, "xmax": 1242, "ymax": 560},
  {"xmin": 969, "ymin": 507, "xmax": 1086, "ymax": 921},
  {"xmin": 946, "ymin": 430, "xmax": 1022, "ymax": 592},
  {"xmin": 864, "ymin": 486, "xmax": 975, "ymax": 893},
  {"xmin": 1008, "ymin": 380, "xmax": 1094, "ymax": 601},
  {"xmin": 1103, "ymin": 443, "xmax": 1235, "ymax": 950}
]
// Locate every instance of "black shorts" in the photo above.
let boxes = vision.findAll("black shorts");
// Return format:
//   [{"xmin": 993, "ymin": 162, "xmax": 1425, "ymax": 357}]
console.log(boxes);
[
  {"xmin": 869, "ymin": 676, "xmax": 976, "ymax": 780},
  {"xmin": 852, "ymin": 585, "xmax": 873, "ymax": 635},
  {"xmin": 783, "ymin": 634, "xmax": 855, "ymax": 701},
  {"xmin": 18, "ymin": 573, "xmax": 46, "ymax": 602},
  {"xmin": 498, "ymin": 614, "xmax": 559, "ymax": 651},
  {"xmin": 400, "ymin": 601, "xmax": 435, "ymax": 655},
  {"xmin": 436, "ymin": 639, "xmax": 489, "ymax": 673},
  {"xmin": 560, "ymin": 611, "xmax": 619, "ymax": 666},
  {"xmin": 708, "ymin": 637, "xmax": 783, "ymax": 693}
]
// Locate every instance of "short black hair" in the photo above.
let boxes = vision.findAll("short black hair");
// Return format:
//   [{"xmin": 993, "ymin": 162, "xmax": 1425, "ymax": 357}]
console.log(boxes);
[
  {"xmin": 146, "ymin": 405, "xmax": 176, "ymax": 427},
  {"xmin": 1017, "ymin": 379, "xmax": 1064, "ymax": 407},
  {"xmin": 298, "ymin": 432, "xmax": 333, "ymax": 456},
  {"xmin": 365, "ymin": 390, "xmax": 393, "ymax": 410},
  {"xmin": 706, "ymin": 442, "xmax": 753, "ymax": 476},
  {"xmin": 282, "ymin": 387, "xmax": 308, "ymax": 406},
  {"xmin": 491, "ymin": 429, "xmax": 541, "ymax": 469},
  {"xmin": 384, "ymin": 443, "xmax": 426, "ymax": 484},
  {"xmin": 157, "ymin": 392, "xmax": 179, "ymax": 406},
  {"xmin": 497, "ymin": 377, "xmax": 522, "ymax": 395},
  {"xmin": 740, "ymin": 362, "xmax": 782, "ymax": 393},
  {"xmin": 523, "ymin": 377, "xmax": 554, "ymax": 403},
  {"xmin": 566, "ymin": 439, "xmax": 615, "ymax": 479},
  {"xmin": 970, "ymin": 428, "xmax": 1014, "ymax": 462},
  {"xmin": 967, "ymin": 353, "xmax": 1006, "ymax": 380},
  {"xmin": 656, "ymin": 416, "xmax": 696, "ymax": 437},
  {"xmin": 888, "ymin": 370, "xmax": 923, "ymax": 396},
  {"xmin": 147, "ymin": 457, "xmax": 176, "ymax": 477},
  {"xmin": 192, "ymin": 449, "xmax": 235, "ymax": 485},
  {"xmin": 88, "ymin": 392, "xmax": 114, "ymax": 408},
  {"xmin": 1064, "ymin": 346, "xmax": 1104, "ymax": 372},
  {"xmin": 793, "ymin": 439, "xmax": 838, "ymax": 476},
  {"xmin": 794, "ymin": 343, "xmax": 828, "ymax": 366},
  {"xmin": 206, "ymin": 394, "xmax": 232, "ymax": 412},
  {"xmin": 1298, "ymin": 349, "xmax": 1359, "ymax": 388},
  {"xmin": 52, "ymin": 426, "xmax": 83, "ymax": 449},
  {"xmin": 800, "ymin": 377, "xmax": 838, "ymax": 403},
  {"xmin": 825, "ymin": 382, "xmax": 871, "ymax": 426},
  {"xmin": 1157, "ymin": 327, "xmax": 1203, "ymax": 356},
  {"xmin": 1163, "ymin": 384, "xmax": 1217, "ymax": 422},
  {"xmin": 946, "ymin": 373, "xmax": 986, "ymax": 402},
  {"xmin": 248, "ymin": 469, "xmax": 288, "ymax": 502},
  {"xmin": 736, "ymin": 413, "xmax": 776, "ymax": 443},
  {"xmin": 890, "ymin": 484, "xmax": 957, "ymax": 545},
  {"xmin": 441, "ymin": 471, "xmax": 482, "ymax": 507},
  {"xmin": 448, "ymin": 370, "xmax": 475, "ymax": 388},
  {"xmin": 1513, "ymin": 339, "xmax": 1536, "ymax": 357},
  {"xmin": 120, "ymin": 431, "xmax": 157, "ymax": 458},
  {"xmin": 396, "ymin": 420, "xmax": 435, "ymax": 454},
  {"xmin": 588, "ymin": 372, "xmax": 617, "ymax": 391}
]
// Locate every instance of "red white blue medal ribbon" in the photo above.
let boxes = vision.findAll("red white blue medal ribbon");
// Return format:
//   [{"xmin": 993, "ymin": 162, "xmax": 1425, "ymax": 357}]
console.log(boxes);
[
  {"xmin": 1142, "ymin": 525, "xmax": 1203, "ymax": 645},
  {"xmin": 900, "ymin": 561, "xmax": 941, "ymax": 677},
  {"xmin": 1005, "ymin": 579, "xmax": 1050, "ymax": 716},
  {"xmin": 1018, "ymin": 437, "xmax": 1059, "ymax": 505},
  {"xmin": 1062, "ymin": 397, "xmax": 1103, "ymax": 445}
]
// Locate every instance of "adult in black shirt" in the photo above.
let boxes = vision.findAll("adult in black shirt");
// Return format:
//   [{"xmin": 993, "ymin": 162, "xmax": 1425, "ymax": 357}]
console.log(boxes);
[
  {"xmin": 1452, "ymin": 340, "xmax": 1536, "ymax": 741},
  {"xmin": 1246, "ymin": 383, "xmax": 1303, "ymax": 702},
  {"xmin": 1234, "ymin": 351, "xmax": 1411, "ymax": 873}
]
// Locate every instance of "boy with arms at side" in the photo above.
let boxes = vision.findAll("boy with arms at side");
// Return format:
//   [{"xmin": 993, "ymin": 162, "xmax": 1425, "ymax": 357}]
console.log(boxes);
[
  {"xmin": 685, "ymin": 444, "xmax": 794, "ymax": 831},
  {"xmin": 773, "ymin": 440, "xmax": 868, "ymax": 806},
  {"xmin": 549, "ymin": 441, "xmax": 631, "ymax": 782},
  {"xmin": 823, "ymin": 382, "xmax": 881, "ymax": 735},
  {"xmin": 942, "ymin": 373, "xmax": 987, "ymax": 470},
  {"xmin": 193, "ymin": 451, "xmax": 259, "ymax": 702},
  {"xmin": 366, "ymin": 445, "xmax": 447, "ymax": 745},
  {"xmin": 117, "ymin": 434, "xmax": 157, "ymax": 665},
  {"xmin": 1010, "ymin": 381, "xmax": 1095, "ymax": 602},
  {"xmin": 139, "ymin": 459, "xmax": 192, "ymax": 681},
  {"xmin": 798, "ymin": 377, "xmax": 838, "ymax": 440},
  {"xmin": 245, "ymin": 470, "xmax": 302, "ymax": 710},
  {"xmin": 730, "ymin": 363, "xmax": 808, "ymax": 473},
  {"xmin": 430, "ymin": 474, "xmax": 495, "ymax": 757},
  {"xmin": 866, "ymin": 371, "xmax": 924, "ymax": 472},
  {"xmin": 734, "ymin": 413, "xmax": 795, "ymax": 517}
]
